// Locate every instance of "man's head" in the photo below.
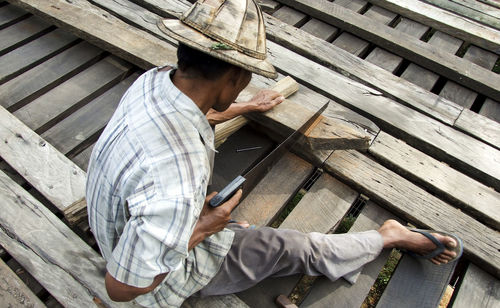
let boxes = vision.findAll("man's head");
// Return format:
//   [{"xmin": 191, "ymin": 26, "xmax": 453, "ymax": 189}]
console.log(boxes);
[
  {"xmin": 158, "ymin": 0, "xmax": 277, "ymax": 79},
  {"xmin": 176, "ymin": 43, "xmax": 252, "ymax": 112}
]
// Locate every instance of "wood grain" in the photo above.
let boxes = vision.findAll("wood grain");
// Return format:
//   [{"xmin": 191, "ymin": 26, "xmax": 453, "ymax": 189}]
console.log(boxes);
[
  {"xmin": 325, "ymin": 150, "xmax": 500, "ymax": 278},
  {"xmin": 480, "ymin": 98, "xmax": 500, "ymax": 122},
  {"xmin": 454, "ymin": 108, "xmax": 500, "ymax": 150},
  {"xmin": 0, "ymin": 258, "xmax": 45, "ymax": 308},
  {"xmin": 0, "ymin": 28, "xmax": 77, "ymax": 84},
  {"xmin": 0, "ymin": 170, "xmax": 136, "ymax": 308},
  {"xmin": 0, "ymin": 3, "xmax": 28, "ymax": 29},
  {"xmin": 369, "ymin": 131, "xmax": 500, "ymax": 229},
  {"xmin": 0, "ymin": 41, "xmax": 104, "ymax": 110},
  {"xmin": 451, "ymin": 263, "xmax": 500, "ymax": 308},
  {"xmin": 368, "ymin": 0, "xmax": 500, "ymax": 54},
  {"xmin": 0, "ymin": 15, "xmax": 52, "ymax": 56},
  {"xmin": 0, "ymin": 105, "xmax": 87, "ymax": 214}
]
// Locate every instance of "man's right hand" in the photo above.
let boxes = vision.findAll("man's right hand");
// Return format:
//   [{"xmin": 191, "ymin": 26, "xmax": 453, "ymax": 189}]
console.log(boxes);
[{"xmin": 188, "ymin": 190, "xmax": 244, "ymax": 250}]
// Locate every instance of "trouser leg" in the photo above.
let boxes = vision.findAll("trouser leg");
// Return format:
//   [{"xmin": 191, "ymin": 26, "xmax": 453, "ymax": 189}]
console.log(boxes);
[{"xmin": 197, "ymin": 226, "xmax": 383, "ymax": 296}]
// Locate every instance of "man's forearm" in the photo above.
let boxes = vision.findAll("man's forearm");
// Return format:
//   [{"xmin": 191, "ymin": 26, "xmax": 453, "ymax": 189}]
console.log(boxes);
[{"xmin": 206, "ymin": 102, "xmax": 253, "ymax": 125}]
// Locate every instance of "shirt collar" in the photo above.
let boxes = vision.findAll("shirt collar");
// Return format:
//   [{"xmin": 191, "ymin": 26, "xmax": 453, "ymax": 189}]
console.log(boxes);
[{"xmin": 156, "ymin": 67, "xmax": 216, "ymax": 152}]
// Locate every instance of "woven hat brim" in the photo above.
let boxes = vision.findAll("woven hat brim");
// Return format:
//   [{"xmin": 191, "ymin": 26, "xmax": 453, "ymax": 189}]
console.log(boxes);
[{"xmin": 158, "ymin": 19, "xmax": 278, "ymax": 79}]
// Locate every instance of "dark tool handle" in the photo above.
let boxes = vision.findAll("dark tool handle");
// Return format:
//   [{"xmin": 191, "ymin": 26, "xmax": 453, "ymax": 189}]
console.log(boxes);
[{"xmin": 209, "ymin": 176, "xmax": 246, "ymax": 207}]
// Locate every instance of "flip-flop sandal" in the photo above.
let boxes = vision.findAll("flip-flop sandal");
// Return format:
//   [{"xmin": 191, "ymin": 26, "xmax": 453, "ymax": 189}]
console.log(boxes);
[
  {"xmin": 403, "ymin": 229, "xmax": 463, "ymax": 262},
  {"xmin": 377, "ymin": 230, "xmax": 464, "ymax": 307}
]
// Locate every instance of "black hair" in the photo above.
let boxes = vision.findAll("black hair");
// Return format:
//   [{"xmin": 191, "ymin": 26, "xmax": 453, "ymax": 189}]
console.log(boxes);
[{"xmin": 177, "ymin": 43, "xmax": 235, "ymax": 80}]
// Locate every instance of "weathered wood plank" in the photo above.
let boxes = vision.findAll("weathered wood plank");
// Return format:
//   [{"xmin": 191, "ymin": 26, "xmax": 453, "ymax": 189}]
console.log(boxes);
[
  {"xmin": 420, "ymin": 0, "xmax": 500, "ymax": 30},
  {"xmin": 368, "ymin": 0, "xmax": 500, "ymax": 54},
  {"xmin": 440, "ymin": 45, "xmax": 498, "ymax": 109},
  {"xmin": 480, "ymin": 98, "xmax": 500, "ymax": 122},
  {"xmin": 231, "ymin": 152, "xmax": 313, "ymax": 227},
  {"xmin": 0, "ymin": 3, "xmax": 28, "ymax": 29},
  {"xmin": 14, "ymin": 56, "xmax": 132, "ymax": 133},
  {"xmin": 272, "ymin": 5, "xmax": 307, "ymax": 27},
  {"xmin": 365, "ymin": 18, "xmax": 429, "ymax": 73},
  {"xmin": 0, "ymin": 41, "xmax": 104, "ymax": 110},
  {"xmin": 301, "ymin": 202, "xmax": 396, "ymax": 308},
  {"xmin": 7, "ymin": 258, "xmax": 45, "ymax": 296},
  {"xmin": 0, "ymin": 105, "xmax": 86, "ymax": 214},
  {"xmin": 183, "ymin": 295, "xmax": 249, "ymax": 308},
  {"xmin": 262, "ymin": 14, "xmax": 462, "ymax": 125},
  {"xmin": 8, "ymin": 0, "xmax": 176, "ymax": 69},
  {"xmin": 257, "ymin": 0, "xmax": 280, "ymax": 14},
  {"xmin": 0, "ymin": 258, "xmax": 45, "ymax": 308},
  {"xmin": 451, "ymin": 0, "xmax": 500, "ymax": 19},
  {"xmin": 300, "ymin": 18, "xmax": 337, "ymax": 41},
  {"xmin": 400, "ymin": 31, "xmax": 462, "ymax": 90},
  {"xmin": 41, "ymin": 73, "xmax": 137, "ymax": 155},
  {"xmin": 0, "ymin": 170, "xmax": 136, "ymax": 308},
  {"xmin": 0, "ymin": 15, "xmax": 52, "ymax": 56},
  {"xmin": 0, "ymin": 28, "xmax": 77, "ymax": 84},
  {"xmin": 264, "ymin": 40, "xmax": 500, "ymax": 190},
  {"xmin": 369, "ymin": 131, "xmax": 500, "ymax": 229},
  {"xmin": 238, "ymin": 172, "xmax": 358, "ymax": 307},
  {"xmin": 454, "ymin": 109, "xmax": 500, "ymax": 150},
  {"xmin": 277, "ymin": 0, "xmax": 500, "ymax": 101},
  {"xmin": 451, "ymin": 263, "xmax": 500, "ymax": 308},
  {"xmin": 324, "ymin": 150, "xmax": 500, "ymax": 278},
  {"xmin": 72, "ymin": 144, "xmax": 94, "ymax": 171}
]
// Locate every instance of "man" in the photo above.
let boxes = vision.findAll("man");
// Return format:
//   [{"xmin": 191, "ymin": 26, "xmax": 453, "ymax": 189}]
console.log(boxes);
[{"xmin": 86, "ymin": 1, "xmax": 461, "ymax": 307}]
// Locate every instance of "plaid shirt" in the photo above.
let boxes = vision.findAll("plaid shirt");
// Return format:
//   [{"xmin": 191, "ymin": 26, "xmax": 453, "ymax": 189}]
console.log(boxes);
[{"xmin": 86, "ymin": 67, "xmax": 234, "ymax": 307}]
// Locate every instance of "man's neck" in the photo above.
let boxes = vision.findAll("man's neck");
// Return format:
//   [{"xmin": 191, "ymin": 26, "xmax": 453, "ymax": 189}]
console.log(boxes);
[{"xmin": 171, "ymin": 69, "xmax": 221, "ymax": 114}]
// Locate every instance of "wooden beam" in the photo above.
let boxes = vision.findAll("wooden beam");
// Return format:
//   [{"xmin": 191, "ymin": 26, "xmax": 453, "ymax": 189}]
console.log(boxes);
[
  {"xmin": 369, "ymin": 131, "xmax": 500, "ymax": 230},
  {"xmin": 451, "ymin": 263, "xmax": 500, "ymax": 308},
  {"xmin": 420, "ymin": 0, "xmax": 500, "ymax": 30},
  {"xmin": 7, "ymin": 0, "xmax": 176, "ymax": 69},
  {"xmin": 0, "ymin": 105, "xmax": 87, "ymax": 216},
  {"xmin": 277, "ymin": 0, "xmax": 500, "ymax": 101},
  {"xmin": 0, "ymin": 170, "xmax": 132, "ymax": 307},
  {"xmin": 0, "ymin": 258, "xmax": 45, "ymax": 308},
  {"xmin": 325, "ymin": 150, "xmax": 500, "ymax": 278},
  {"xmin": 367, "ymin": 0, "xmax": 500, "ymax": 53}
]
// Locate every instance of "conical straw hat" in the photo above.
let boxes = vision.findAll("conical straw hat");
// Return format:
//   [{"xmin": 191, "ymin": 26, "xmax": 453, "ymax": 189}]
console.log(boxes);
[{"xmin": 158, "ymin": 0, "xmax": 277, "ymax": 78}]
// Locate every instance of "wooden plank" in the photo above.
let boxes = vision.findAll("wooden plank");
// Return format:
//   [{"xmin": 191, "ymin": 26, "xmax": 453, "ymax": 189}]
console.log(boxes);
[
  {"xmin": 0, "ymin": 41, "xmax": 104, "ymax": 110},
  {"xmin": 0, "ymin": 15, "xmax": 52, "ymax": 56},
  {"xmin": 279, "ymin": 173, "xmax": 357, "ymax": 233},
  {"xmin": 333, "ymin": 0, "xmax": 367, "ymax": 12},
  {"xmin": 257, "ymin": 0, "xmax": 280, "ymax": 14},
  {"xmin": 272, "ymin": 5, "xmax": 307, "ymax": 27},
  {"xmin": 365, "ymin": 18, "xmax": 429, "ymax": 73},
  {"xmin": 238, "ymin": 172, "xmax": 358, "ymax": 307},
  {"xmin": 0, "ymin": 28, "xmax": 77, "ymax": 83},
  {"xmin": 400, "ymin": 31, "xmax": 462, "ymax": 90},
  {"xmin": 41, "ymin": 73, "xmax": 138, "ymax": 155},
  {"xmin": 451, "ymin": 0, "xmax": 500, "ymax": 19},
  {"xmin": 0, "ymin": 3, "xmax": 28, "ymax": 29},
  {"xmin": 300, "ymin": 18, "xmax": 338, "ymax": 41},
  {"xmin": 231, "ymin": 152, "xmax": 314, "ymax": 227},
  {"xmin": 480, "ymin": 98, "xmax": 500, "ymax": 122},
  {"xmin": 324, "ymin": 150, "xmax": 500, "ymax": 278},
  {"xmin": 7, "ymin": 258, "xmax": 44, "ymax": 296},
  {"xmin": 0, "ymin": 170, "xmax": 135, "ymax": 308},
  {"xmin": 277, "ymin": 0, "xmax": 500, "ymax": 101},
  {"xmin": 367, "ymin": 0, "xmax": 500, "ymax": 54},
  {"xmin": 8, "ymin": 0, "xmax": 176, "ymax": 69},
  {"xmin": 420, "ymin": 0, "xmax": 500, "ymax": 30},
  {"xmin": 301, "ymin": 202, "xmax": 396, "ymax": 308},
  {"xmin": 263, "ymin": 40, "xmax": 500, "ymax": 191},
  {"xmin": 451, "ymin": 263, "xmax": 500, "ymax": 308},
  {"xmin": 369, "ymin": 131, "xmax": 500, "ymax": 229},
  {"xmin": 454, "ymin": 109, "xmax": 500, "ymax": 150},
  {"xmin": 478, "ymin": 0, "xmax": 500, "ymax": 10},
  {"xmin": 0, "ymin": 105, "xmax": 87, "ymax": 215},
  {"xmin": 440, "ymin": 45, "xmax": 498, "ymax": 109},
  {"xmin": 262, "ymin": 14, "xmax": 462, "ymax": 125},
  {"xmin": 0, "ymin": 258, "xmax": 45, "ymax": 308},
  {"xmin": 183, "ymin": 295, "xmax": 249, "ymax": 308},
  {"xmin": 72, "ymin": 144, "xmax": 94, "ymax": 171},
  {"xmin": 13, "ymin": 56, "xmax": 132, "ymax": 133}
]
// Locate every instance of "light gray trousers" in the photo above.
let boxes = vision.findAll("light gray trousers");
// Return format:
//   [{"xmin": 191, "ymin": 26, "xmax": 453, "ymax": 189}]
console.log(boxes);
[{"xmin": 197, "ymin": 225, "xmax": 384, "ymax": 296}]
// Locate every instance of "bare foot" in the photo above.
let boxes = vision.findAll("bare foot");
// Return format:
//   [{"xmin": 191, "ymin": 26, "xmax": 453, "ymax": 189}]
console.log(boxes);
[{"xmin": 378, "ymin": 220, "xmax": 458, "ymax": 265}]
